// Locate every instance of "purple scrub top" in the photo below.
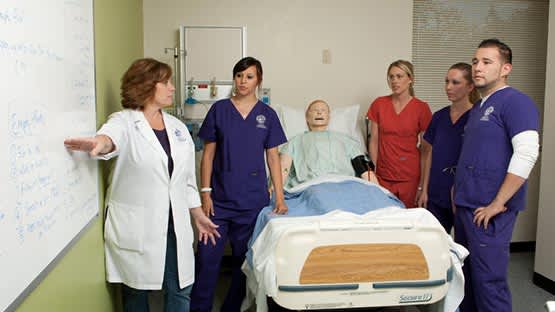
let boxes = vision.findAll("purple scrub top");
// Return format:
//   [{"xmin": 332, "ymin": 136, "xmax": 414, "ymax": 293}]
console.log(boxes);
[
  {"xmin": 198, "ymin": 99, "xmax": 287, "ymax": 220},
  {"xmin": 423, "ymin": 106, "xmax": 469, "ymax": 208},
  {"xmin": 454, "ymin": 87, "xmax": 539, "ymax": 211}
]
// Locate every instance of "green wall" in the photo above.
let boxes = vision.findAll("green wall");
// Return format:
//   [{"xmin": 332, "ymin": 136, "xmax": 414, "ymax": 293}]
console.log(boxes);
[{"xmin": 15, "ymin": 0, "xmax": 143, "ymax": 311}]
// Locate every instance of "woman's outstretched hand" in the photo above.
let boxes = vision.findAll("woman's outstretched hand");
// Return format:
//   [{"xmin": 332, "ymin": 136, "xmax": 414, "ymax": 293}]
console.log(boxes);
[{"xmin": 64, "ymin": 135, "xmax": 113, "ymax": 156}]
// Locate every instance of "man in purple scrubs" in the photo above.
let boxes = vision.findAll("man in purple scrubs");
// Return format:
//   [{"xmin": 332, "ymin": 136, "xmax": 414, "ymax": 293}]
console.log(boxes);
[
  {"xmin": 453, "ymin": 39, "xmax": 540, "ymax": 312},
  {"xmin": 190, "ymin": 57, "xmax": 287, "ymax": 312}
]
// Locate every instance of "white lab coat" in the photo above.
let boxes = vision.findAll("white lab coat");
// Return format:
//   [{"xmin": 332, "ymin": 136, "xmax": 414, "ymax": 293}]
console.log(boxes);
[{"xmin": 97, "ymin": 109, "xmax": 201, "ymax": 290}]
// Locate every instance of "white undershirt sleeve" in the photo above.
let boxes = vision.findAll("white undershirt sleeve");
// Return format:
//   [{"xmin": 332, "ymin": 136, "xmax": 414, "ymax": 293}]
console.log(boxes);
[{"xmin": 507, "ymin": 130, "xmax": 540, "ymax": 179}]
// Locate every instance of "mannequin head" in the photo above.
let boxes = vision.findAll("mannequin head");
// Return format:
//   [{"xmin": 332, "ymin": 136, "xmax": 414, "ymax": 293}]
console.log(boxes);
[{"xmin": 305, "ymin": 99, "xmax": 330, "ymax": 131}]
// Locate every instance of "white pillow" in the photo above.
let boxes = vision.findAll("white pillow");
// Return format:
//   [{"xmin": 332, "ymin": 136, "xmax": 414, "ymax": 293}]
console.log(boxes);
[
  {"xmin": 273, "ymin": 103, "xmax": 364, "ymax": 143},
  {"xmin": 275, "ymin": 104, "xmax": 308, "ymax": 138},
  {"xmin": 328, "ymin": 104, "xmax": 364, "ymax": 143}
]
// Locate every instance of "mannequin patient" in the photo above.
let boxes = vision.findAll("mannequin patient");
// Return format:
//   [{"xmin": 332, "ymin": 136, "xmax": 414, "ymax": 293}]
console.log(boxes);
[{"xmin": 280, "ymin": 99, "xmax": 378, "ymax": 189}]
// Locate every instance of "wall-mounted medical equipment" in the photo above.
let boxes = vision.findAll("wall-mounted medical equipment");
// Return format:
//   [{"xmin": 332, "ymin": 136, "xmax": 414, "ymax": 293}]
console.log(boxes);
[
  {"xmin": 184, "ymin": 77, "xmax": 234, "ymax": 105},
  {"xmin": 259, "ymin": 88, "xmax": 271, "ymax": 105},
  {"xmin": 175, "ymin": 25, "xmax": 246, "ymax": 120},
  {"xmin": 184, "ymin": 118, "xmax": 204, "ymax": 152},
  {"xmin": 161, "ymin": 46, "xmax": 185, "ymax": 116}
]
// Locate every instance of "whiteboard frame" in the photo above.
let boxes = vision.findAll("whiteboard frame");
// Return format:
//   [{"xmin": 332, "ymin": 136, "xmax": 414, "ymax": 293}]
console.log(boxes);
[{"xmin": 4, "ymin": 215, "xmax": 98, "ymax": 312}]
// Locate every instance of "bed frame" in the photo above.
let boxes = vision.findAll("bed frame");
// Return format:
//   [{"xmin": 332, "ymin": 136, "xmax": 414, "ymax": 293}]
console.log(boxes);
[{"xmin": 270, "ymin": 219, "xmax": 452, "ymax": 310}]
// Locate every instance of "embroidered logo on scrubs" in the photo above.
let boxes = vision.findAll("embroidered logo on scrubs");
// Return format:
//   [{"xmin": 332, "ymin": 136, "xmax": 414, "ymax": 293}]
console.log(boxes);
[
  {"xmin": 480, "ymin": 106, "xmax": 494, "ymax": 121},
  {"xmin": 174, "ymin": 128, "xmax": 187, "ymax": 141},
  {"xmin": 256, "ymin": 114, "xmax": 267, "ymax": 129}
]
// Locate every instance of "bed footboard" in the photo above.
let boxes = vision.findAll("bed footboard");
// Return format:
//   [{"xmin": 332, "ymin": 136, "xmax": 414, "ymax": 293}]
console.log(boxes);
[{"xmin": 272, "ymin": 221, "xmax": 451, "ymax": 310}]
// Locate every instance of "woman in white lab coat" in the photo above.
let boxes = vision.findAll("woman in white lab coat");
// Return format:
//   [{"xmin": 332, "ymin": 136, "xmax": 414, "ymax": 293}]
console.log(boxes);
[{"xmin": 64, "ymin": 58, "xmax": 220, "ymax": 312}]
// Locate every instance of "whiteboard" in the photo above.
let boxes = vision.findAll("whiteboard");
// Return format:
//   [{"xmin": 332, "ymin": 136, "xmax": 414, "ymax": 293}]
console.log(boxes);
[{"xmin": 0, "ymin": 1, "xmax": 98, "ymax": 311}]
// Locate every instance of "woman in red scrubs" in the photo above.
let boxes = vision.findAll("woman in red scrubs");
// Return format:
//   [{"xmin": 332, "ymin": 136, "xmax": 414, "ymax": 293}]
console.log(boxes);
[{"xmin": 367, "ymin": 60, "xmax": 432, "ymax": 208}]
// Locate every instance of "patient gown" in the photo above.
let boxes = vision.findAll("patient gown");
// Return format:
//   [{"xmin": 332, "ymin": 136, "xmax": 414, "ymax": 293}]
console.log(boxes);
[{"xmin": 280, "ymin": 130, "xmax": 363, "ymax": 189}]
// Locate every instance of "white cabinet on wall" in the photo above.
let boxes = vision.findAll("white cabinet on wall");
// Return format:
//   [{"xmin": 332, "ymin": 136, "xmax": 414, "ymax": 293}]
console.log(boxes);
[{"xmin": 177, "ymin": 26, "xmax": 246, "ymax": 120}]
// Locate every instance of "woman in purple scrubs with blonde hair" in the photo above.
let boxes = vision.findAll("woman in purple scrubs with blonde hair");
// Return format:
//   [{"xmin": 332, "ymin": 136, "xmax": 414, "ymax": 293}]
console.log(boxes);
[
  {"xmin": 190, "ymin": 57, "xmax": 287, "ymax": 312},
  {"xmin": 417, "ymin": 62, "xmax": 479, "ymax": 233}
]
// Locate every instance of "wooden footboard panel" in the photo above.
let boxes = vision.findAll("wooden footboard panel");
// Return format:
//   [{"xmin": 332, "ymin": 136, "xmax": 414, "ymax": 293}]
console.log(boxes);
[{"xmin": 299, "ymin": 243, "xmax": 429, "ymax": 284}]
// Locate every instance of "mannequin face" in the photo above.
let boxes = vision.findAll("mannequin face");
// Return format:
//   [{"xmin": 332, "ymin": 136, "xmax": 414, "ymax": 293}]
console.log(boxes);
[{"xmin": 306, "ymin": 101, "xmax": 330, "ymax": 131}]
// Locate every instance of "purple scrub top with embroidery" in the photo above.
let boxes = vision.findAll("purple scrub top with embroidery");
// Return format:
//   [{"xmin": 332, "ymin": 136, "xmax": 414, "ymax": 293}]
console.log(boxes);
[
  {"xmin": 454, "ymin": 87, "xmax": 539, "ymax": 211},
  {"xmin": 198, "ymin": 99, "xmax": 287, "ymax": 220}
]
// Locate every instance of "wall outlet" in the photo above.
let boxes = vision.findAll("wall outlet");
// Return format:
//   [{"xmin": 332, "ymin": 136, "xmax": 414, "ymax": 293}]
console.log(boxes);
[{"xmin": 322, "ymin": 49, "xmax": 331, "ymax": 64}]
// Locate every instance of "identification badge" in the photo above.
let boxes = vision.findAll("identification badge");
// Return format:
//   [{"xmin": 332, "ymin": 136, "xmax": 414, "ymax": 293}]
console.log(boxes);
[{"xmin": 175, "ymin": 128, "xmax": 187, "ymax": 141}]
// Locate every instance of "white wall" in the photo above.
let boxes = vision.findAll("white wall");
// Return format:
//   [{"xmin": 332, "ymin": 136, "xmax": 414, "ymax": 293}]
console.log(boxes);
[
  {"xmin": 143, "ymin": 0, "xmax": 412, "ymax": 117},
  {"xmin": 143, "ymin": 0, "xmax": 545, "ymax": 244},
  {"xmin": 534, "ymin": 0, "xmax": 555, "ymax": 283}
]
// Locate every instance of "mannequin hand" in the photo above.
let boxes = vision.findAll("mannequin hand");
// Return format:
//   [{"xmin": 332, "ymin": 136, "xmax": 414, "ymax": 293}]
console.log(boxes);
[
  {"xmin": 368, "ymin": 171, "xmax": 379, "ymax": 185},
  {"xmin": 361, "ymin": 171, "xmax": 380, "ymax": 185}
]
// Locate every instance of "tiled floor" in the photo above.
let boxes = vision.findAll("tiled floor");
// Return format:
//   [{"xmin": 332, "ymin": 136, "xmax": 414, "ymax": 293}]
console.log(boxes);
[
  {"xmin": 508, "ymin": 252, "xmax": 553, "ymax": 312},
  {"xmin": 150, "ymin": 251, "xmax": 553, "ymax": 311}
]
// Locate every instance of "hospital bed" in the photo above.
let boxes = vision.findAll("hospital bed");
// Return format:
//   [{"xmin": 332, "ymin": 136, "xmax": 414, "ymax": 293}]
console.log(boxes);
[
  {"xmin": 241, "ymin": 105, "xmax": 467, "ymax": 311},
  {"xmin": 242, "ymin": 175, "xmax": 467, "ymax": 312}
]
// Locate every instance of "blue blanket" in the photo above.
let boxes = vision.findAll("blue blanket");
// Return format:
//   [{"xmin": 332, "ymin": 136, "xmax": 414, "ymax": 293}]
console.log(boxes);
[{"xmin": 246, "ymin": 179, "xmax": 404, "ymax": 266}]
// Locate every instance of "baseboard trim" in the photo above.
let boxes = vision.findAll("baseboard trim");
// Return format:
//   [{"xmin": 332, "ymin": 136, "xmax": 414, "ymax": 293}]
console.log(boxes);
[
  {"xmin": 510, "ymin": 241, "xmax": 535, "ymax": 252},
  {"xmin": 533, "ymin": 272, "xmax": 555, "ymax": 295}
]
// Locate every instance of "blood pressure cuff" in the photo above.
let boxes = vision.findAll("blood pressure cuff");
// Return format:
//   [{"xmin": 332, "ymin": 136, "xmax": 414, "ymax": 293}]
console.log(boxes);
[{"xmin": 351, "ymin": 155, "xmax": 375, "ymax": 177}]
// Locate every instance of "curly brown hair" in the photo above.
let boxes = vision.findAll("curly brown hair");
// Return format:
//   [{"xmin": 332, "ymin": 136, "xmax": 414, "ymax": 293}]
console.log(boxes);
[{"xmin": 120, "ymin": 58, "xmax": 172, "ymax": 109}]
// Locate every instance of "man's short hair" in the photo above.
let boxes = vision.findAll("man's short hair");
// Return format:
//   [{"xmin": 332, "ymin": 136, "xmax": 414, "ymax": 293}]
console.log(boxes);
[{"xmin": 478, "ymin": 38, "xmax": 512, "ymax": 64}]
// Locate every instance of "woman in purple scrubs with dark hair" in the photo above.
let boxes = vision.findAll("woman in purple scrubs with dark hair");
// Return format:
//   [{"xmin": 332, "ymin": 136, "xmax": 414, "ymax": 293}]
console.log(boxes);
[
  {"xmin": 190, "ymin": 57, "xmax": 288, "ymax": 312},
  {"xmin": 416, "ymin": 63, "xmax": 479, "ymax": 233}
]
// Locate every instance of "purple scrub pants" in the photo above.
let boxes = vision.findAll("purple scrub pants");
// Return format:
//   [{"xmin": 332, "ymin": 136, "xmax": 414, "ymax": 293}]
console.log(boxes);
[
  {"xmin": 190, "ymin": 215, "xmax": 257, "ymax": 312},
  {"xmin": 454, "ymin": 206, "xmax": 517, "ymax": 312},
  {"xmin": 427, "ymin": 201, "xmax": 454, "ymax": 233}
]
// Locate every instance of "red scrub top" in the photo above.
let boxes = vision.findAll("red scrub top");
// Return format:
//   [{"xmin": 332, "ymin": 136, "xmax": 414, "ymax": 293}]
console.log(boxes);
[{"xmin": 367, "ymin": 95, "xmax": 432, "ymax": 182}]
